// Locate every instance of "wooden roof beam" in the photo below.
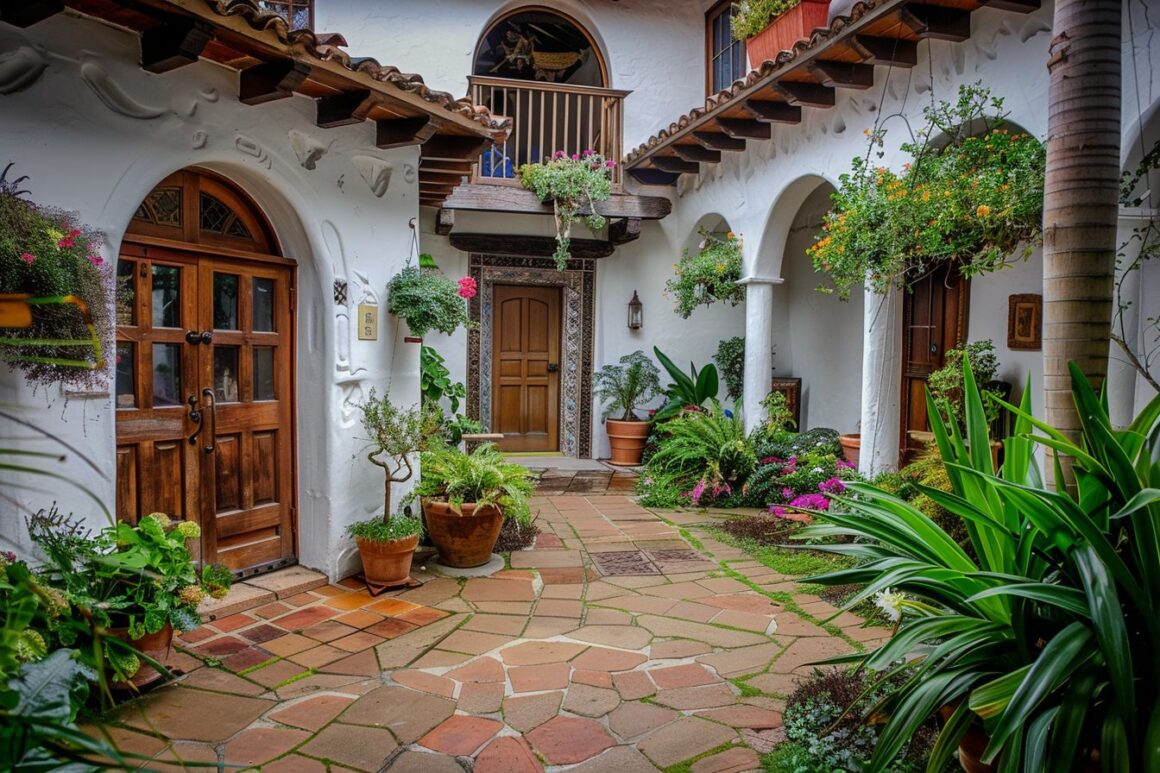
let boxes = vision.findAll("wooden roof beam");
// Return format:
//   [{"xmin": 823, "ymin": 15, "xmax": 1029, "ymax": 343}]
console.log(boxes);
[
  {"xmin": 627, "ymin": 167, "xmax": 681, "ymax": 186},
  {"xmin": 376, "ymin": 116, "xmax": 436, "ymax": 149},
  {"xmin": 609, "ymin": 218, "xmax": 641, "ymax": 245},
  {"xmin": 693, "ymin": 131, "xmax": 746, "ymax": 151},
  {"xmin": 442, "ymin": 184, "xmax": 672, "ymax": 219},
  {"xmin": 742, "ymin": 99, "xmax": 802, "ymax": 124},
  {"xmin": 714, "ymin": 118, "xmax": 772, "ymax": 140},
  {"xmin": 451, "ymin": 233, "xmax": 614, "ymax": 259},
  {"xmin": 140, "ymin": 19, "xmax": 214, "ymax": 74},
  {"xmin": 809, "ymin": 61, "xmax": 875, "ymax": 90},
  {"xmin": 0, "ymin": 0, "xmax": 62, "ymax": 27},
  {"xmin": 774, "ymin": 82, "xmax": 836, "ymax": 108},
  {"xmin": 239, "ymin": 60, "xmax": 310, "ymax": 105},
  {"xmin": 435, "ymin": 208, "xmax": 454, "ymax": 235},
  {"xmin": 672, "ymin": 144, "xmax": 721, "ymax": 163},
  {"xmin": 978, "ymin": 0, "xmax": 1040, "ymax": 12},
  {"xmin": 851, "ymin": 35, "xmax": 918, "ymax": 67},
  {"xmin": 316, "ymin": 89, "xmax": 381, "ymax": 128},
  {"xmin": 421, "ymin": 135, "xmax": 493, "ymax": 161},
  {"xmin": 901, "ymin": 4, "xmax": 972, "ymax": 42},
  {"xmin": 652, "ymin": 156, "xmax": 701, "ymax": 174}
]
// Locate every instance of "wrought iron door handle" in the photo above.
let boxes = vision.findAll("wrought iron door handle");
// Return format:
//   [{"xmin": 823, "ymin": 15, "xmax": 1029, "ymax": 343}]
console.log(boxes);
[
  {"xmin": 547, "ymin": 363, "xmax": 559, "ymax": 372},
  {"xmin": 187, "ymin": 394, "xmax": 204, "ymax": 446},
  {"xmin": 201, "ymin": 387, "xmax": 217, "ymax": 454}
]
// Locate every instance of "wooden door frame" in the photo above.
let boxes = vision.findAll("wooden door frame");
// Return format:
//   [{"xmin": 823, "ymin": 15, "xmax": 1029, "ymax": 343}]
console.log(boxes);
[{"xmin": 898, "ymin": 269, "xmax": 970, "ymax": 463}]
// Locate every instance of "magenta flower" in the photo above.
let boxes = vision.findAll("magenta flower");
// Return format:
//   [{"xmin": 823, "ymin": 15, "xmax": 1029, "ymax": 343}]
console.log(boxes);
[
  {"xmin": 457, "ymin": 276, "xmax": 478, "ymax": 299},
  {"xmin": 87, "ymin": 254, "xmax": 104, "ymax": 267},
  {"xmin": 818, "ymin": 477, "xmax": 846, "ymax": 494},
  {"xmin": 582, "ymin": 149, "xmax": 594, "ymax": 157},
  {"xmin": 781, "ymin": 487, "xmax": 795, "ymax": 500},
  {"xmin": 57, "ymin": 228, "xmax": 81, "ymax": 249},
  {"xmin": 553, "ymin": 150, "xmax": 567, "ymax": 160},
  {"xmin": 790, "ymin": 493, "xmax": 830, "ymax": 511},
  {"xmin": 837, "ymin": 458, "xmax": 856, "ymax": 470},
  {"xmin": 20, "ymin": 252, "xmax": 35, "ymax": 264},
  {"xmin": 571, "ymin": 153, "xmax": 580, "ymax": 161},
  {"xmin": 604, "ymin": 159, "xmax": 616, "ymax": 169}
]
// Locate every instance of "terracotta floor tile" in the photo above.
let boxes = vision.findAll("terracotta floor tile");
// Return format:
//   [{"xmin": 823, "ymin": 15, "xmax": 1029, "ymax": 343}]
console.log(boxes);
[
  {"xmin": 319, "ymin": 648, "xmax": 381, "ymax": 677},
  {"xmin": 445, "ymin": 656, "xmax": 505, "ymax": 684},
  {"xmin": 222, "ymin": 646, "xmax": 274, "ymax": 673},
  {"xmin": 213, "ymin": 613, "xmax": 258, "ymax": 632},
  {"xmin": 500, "ymin": 641, "xmax": 586, "ymax": 666},
  {"xmin": 608, "ymin": 701, "xmax": 678, "ymax": 740},
  {"xmin": 222, "ymin": 726, "xmax": 310, "ymax": 767},
  {"xmin": 302, "ymin": 619, "xmax": 359, "ymax": 643},
  {"xmin": 395, "ymin": 606, "xmax": 450, "ymax": 626},
  {"xmin": 572, "ymin": 669, "xmax": 614, "ymax": 688},
  {"xmin": 365, "ymin": 617, "xmax": 420, "ymax": 639},
  {"xmin": 509, "ymin": 662, "xmax": 570, "ymax": 693},
  {"xmin": 409, "ymin": 649, "xmax": 473, "ymax": 669},
  {"xmin": 503, "ymin": 691, "xmax": 563, "ymax": 733},
  {"xmin": 324, "ymin": 591, "xmax": 376, "ymax": 611},
  {"xmin": 269, "ymin": 694, "xmax": 356, "ymax": 731},
  {"xmin": 393, "ymin": 669, "xmax": 456, "ymax": 698},
  {"xmin": 419, "ymin": 715, "xmax": 503, "ymax": 756},
  {"xmin": 299, "ymin": 722, "xmax": 397, "ymax": 771},
  {"xmin": 366, "ymin": 597, "xmax": 421, "ymax": 616},
  {"xmin": 287, "ymin": 644, "xmax": 348, "ymax": 669},
  {"xmin": 457, "ymin": 681, "xmax": 505, "ymax": 713},
  {"xmin": 438, "ymin": 629, "xmax": 514, "ymax": 655},
  {"xmin": 333, "ymin": 609, "xmax": 385, "ymax": 629},
  {"xmin": 193, "ymin": 636, "xmax": 249, "ymax": 657},
  {"xmin": 284, "ymin": 592, "xmax": 321, "ymax": 606},
  {"xmin": 463, "ymin": 613, "xmax": 527, "ymax": 636},
  {"xmin": 534, "ymin": 598, "xmax": 583, "ymax": 618},
  {"xmin": 571, "ymin": 646, "xmax": 647, "ymax": 673},
  {"xmin": 648, "ymin": 663, "xmax": 720, "ymax": 690},
  {"xmin": 264, "ymin": 633, "xmax": 317, "ymax": 657},
  {"xmin": 176, "ymin": 626, "xmax": 215, "ymax": 644},
  {"xmin": 331, "ymin": 631, "xmax": 386, "ymax": 652},
  {"xmin": 274, "ymin": 606, "xmax": 339, "ymax": 630},
  {"xmin": 526, "ymin": 716, "xmax": 616, "ymax": 765},
  {"xmin": 246, "ymin": 658, "xmax": 311, "ymax": 688}
]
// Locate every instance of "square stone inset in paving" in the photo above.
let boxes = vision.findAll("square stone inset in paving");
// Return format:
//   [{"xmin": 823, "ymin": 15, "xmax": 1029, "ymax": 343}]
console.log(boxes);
[
  {"xmin": 643, "ymin": 549, "xmax": 703, "ymax": 562},
  {"xmin": 590, "ymin": 550, "xmax": 660, "ymax": 576}
]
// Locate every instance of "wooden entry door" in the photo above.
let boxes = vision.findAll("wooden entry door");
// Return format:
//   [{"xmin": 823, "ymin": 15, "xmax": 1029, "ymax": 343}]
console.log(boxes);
[
  {"xmin": 492, "ymin": 285, "xmax": 561, "ymax": 452},
  {"xmin": 115, "ymin": 246, "xmax": 296, "ymax": 574},
  {"xmin": 900, "ymin": 264, "xmax": 969, "ymax": 459}
]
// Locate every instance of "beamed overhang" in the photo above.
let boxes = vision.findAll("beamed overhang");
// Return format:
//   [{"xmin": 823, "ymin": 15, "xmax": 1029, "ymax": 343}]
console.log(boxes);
[{"xmin": 623, "ymin": 0, "xmax": 1041, "ymax": 185}]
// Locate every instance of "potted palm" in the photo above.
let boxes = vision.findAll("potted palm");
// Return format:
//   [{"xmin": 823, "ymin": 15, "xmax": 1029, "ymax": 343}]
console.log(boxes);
[
  {"xmin": 415, "ymin": 442, "xmax": 534, "ymax": 568},
  {"xmin": 732, "ymin": 1, "xmax": 832, "ymax": 66},
  {"xmin": 594, "ymin": 351, "xmax": 663, "ymax": 466},
  {"xmin": 348, "ymin": 390, "xmax": 440, "ymax": 590}
]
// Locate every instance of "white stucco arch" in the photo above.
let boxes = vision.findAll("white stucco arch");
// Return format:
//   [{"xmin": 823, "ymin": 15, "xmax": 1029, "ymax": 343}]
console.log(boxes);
[
  {"xmin": 748, "ymin": 174, "xmax": 837, "ymax": 280},
  {"xmin": 473, "ymin": 3, "xmax": 613, "ymax": 88}
]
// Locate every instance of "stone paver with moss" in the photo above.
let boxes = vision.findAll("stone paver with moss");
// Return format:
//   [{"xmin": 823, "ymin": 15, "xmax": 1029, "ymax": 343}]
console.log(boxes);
[{"xmin": 93, "ymin": 496, "xmax": 885, "ymax": 772}]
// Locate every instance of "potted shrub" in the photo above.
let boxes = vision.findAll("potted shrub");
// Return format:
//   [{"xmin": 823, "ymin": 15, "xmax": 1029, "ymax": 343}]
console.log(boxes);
[
  {"xmin": 594, "ymin": 351, "xmax": 662, "ymax": 466},
  {"xmin": 349, "ymin": 389, "xmax": 440, "ymax": 589},
  {"xmin": 665, "ymin": 230, "xmax": 745, "ymax": 319},
  {"xmin": 414, "ymin": 442, "xmax": 534, "ymax": 568},
  {"xmin": 732, "ymin": 0, "xmax": 832, "ymax": 66},
  {"xmin": 0, "ymin": 164, "xmax": 112, "ymax": 388},
  {"xmin": 927, "ymin": 339, "xmax": 1003, "ymax": 467},
  {"xmin": 519, "ymin": 150, "xmax": 615, "ymax": 270},
  {"xmin": 29, "ymin": 509, "xmax": 231, "ymax": 688},
  {"xmin": 652, "ymin": 346, "xmax": 720, "ymax": 421},
  {"xmin": 386, "ymin": 262, "xmax": 474, "ymax": 340}
]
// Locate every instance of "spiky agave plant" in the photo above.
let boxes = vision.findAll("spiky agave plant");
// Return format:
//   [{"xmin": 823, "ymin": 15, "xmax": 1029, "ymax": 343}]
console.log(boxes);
[{"xmin": 795, "ymin": 359, "xmax": 1160, "ymax": 772}]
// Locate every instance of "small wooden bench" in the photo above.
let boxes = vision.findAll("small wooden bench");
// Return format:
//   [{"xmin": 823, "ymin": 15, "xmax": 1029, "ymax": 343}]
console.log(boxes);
[{"xmin": 460, "ymin": 432, "xmax": 505, "ymax": 451}]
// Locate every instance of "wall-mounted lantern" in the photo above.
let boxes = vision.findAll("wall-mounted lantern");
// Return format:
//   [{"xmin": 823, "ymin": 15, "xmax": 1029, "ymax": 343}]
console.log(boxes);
[{"xmin": 627, "ymin": 290, "xmax": 643, "ymax": 330}]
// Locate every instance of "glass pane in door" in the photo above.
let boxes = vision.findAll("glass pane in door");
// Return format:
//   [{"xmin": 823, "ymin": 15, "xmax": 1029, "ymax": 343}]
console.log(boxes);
[
  {"xmin": 152, "ymin": 265, "xmax": 181, "ymax": 328},
  {"xmin": 252, "ymin": 347, "xmax": 275, "ymax": 401},
  {"xmin": 115, "ymin": 342, "xmax": 135, "ymax": 408},
  {"xmin": 213, "ymin": 274, "xmax": 239, "ymax": 330},
  {"xmin": 213, "ymin": 346, "xmax": 240, "ymax": 402},
  {"xmin": 152, "ymin": 343, "xmax": 181, "ymax": 407},
  {"xmin": 252, "ymin": 278, "xmax": 275, "ymax": 332}
]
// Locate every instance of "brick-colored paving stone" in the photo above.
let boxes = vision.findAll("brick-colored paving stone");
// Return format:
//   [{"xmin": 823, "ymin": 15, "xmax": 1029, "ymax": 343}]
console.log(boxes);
[
  {"xmin": 561, "ymin": 683, "xmax": 621, "ymax": 717},
  {"xmin": 527, "ymin": 715, "xmax": 616, "ymax": 765},
  {"xmin": 222, "ymin": 726, "xmax": 309, "ymax": 767},
  {"xmin": 298, "ymin": 723, "xmax": 398, "ymax": 771},
  {"xmin": 637, "ymin": 716, "xmax": 737, "ymax": 768},
  {"xmin": 648, "ymin": 663, "xmax": 720, "ymax": 689},
  {"xmin": 419, "ymin": 715, "xmax": 503, "ymax": 755},
  {"xmin": 509, "ymin": 662, "xmax": 571, "ymax": 692},
  {"xmin": 691, "ymin": 746, "xmax": 761, "ymax": 773},
  {"xmin": 500, "ymin": 641, "xmax": 587, "ymax": 666},
  {"xmin": 608, "ymin": 701, "xmax": 679, "ymax": 740},
  {"xmin": 269, "ymin": 694, "xmax": 355, "ymax": 731},
  {"xmin": 504, "ymin": 691, "xmax": 564, "ymax": 732},
  {"xmin": 475, "ymin": 736, "xmax": 543, "ymax": 773}
]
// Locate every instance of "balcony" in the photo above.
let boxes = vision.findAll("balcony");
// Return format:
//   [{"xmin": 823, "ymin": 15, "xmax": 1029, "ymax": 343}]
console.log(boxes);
[{"xmin": 467, "ymin": 76, "xmax": 628, "ymax": 189}]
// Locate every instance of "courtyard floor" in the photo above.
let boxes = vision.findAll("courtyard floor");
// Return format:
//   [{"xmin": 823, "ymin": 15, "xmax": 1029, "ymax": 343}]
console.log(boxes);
[{"xmin": 93, "ymin": 496, "xmax": 886, "ymax": 772}]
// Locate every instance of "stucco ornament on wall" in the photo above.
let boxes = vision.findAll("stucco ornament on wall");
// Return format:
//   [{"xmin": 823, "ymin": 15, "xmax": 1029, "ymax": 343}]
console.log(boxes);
[
  {"xmin": 352, "ymin": 155, "xmax": 392, "ymax": 197},
  {"xmin": 289, "ymin": 129, "xmax": 329, "ymax": 170},
  {"xmin": 0, "ymin": 46, "xmax": 48, "ymax": 94},
  {"xmin": 235, "ymin": 133, "xmax": 272, "ymax": 169},
  {"xmin": 79, "ymin": 60, "xmax": 167, "ymax": 119}
]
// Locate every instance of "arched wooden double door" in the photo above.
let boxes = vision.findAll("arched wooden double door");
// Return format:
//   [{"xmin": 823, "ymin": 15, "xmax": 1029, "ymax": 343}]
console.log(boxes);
[{"xmin": 115, "ymin": 170, "xmax": 297, "ymax": 575}]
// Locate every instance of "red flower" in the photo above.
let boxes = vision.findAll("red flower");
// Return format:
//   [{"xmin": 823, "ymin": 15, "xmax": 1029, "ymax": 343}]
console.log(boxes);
[
  {"xmin": 20, "ymin": 252, "xmax": 35, "ymax": 264},
  {"xmin": 457, "ymin": 276, "xmax": 478, "ymax": 299}
]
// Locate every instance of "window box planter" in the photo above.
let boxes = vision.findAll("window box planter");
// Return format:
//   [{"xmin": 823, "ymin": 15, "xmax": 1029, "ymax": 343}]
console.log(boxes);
[{"xmin": 746, "ymin": 1, "xmax": 831, "ymax": 65}]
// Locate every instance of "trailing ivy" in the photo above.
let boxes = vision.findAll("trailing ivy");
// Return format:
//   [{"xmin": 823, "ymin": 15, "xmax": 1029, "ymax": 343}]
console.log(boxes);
[{"xmin": 519, "ymin": 150, "xmax": 614, "ymax": 270}]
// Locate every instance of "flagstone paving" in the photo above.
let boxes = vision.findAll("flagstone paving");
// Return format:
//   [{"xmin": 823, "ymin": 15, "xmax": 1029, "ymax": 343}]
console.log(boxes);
[{"xmin": 94, "ymin": 495, "xmax": 889, "ymax": 771}]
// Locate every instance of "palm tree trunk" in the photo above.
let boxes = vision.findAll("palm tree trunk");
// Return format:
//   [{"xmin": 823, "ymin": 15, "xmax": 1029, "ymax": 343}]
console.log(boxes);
[{"xmin": 1042, "ymin": 0, "xmax": 1122, "ymax": 487}]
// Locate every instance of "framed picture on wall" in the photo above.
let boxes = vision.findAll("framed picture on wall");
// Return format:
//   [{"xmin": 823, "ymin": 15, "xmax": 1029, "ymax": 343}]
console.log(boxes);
[
  {"xmin": 769, "ymin": 377, "xmax": 802, "ymax": 430},
  {"xmin": 1007, "ymin": 294, "xmax": 1042, "ymax": 350}
]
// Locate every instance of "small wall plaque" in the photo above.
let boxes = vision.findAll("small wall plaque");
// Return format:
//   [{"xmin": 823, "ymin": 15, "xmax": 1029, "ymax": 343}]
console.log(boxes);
[
  {"xmin": 1007, "ymin": 294, "xmax": 1041, "ymax": 351},
  {"xmin": 357, "ymin": 303, "xmax": 378, "ymax": 341}
]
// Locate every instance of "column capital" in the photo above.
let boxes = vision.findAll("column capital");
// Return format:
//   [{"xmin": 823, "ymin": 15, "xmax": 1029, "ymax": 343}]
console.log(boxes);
[{"xmin": 739, "ymin": 275, "xmax": 784, "ymax": 286}]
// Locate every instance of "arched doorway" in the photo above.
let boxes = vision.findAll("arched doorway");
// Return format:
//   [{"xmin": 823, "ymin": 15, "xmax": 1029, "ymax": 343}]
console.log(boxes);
[
  {"xmin": 474, "ymin": 7, "xmax": 607, "ymax": 86},
  {"xmin": 115, "ymin": 169, "xmax": 297, "ymax": 576}
]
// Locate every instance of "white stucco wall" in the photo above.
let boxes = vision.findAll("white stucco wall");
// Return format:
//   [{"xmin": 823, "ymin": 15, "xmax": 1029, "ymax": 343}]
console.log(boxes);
[{"xmin": 0, "ymin": 12, "xmax": 424, "ymax": 579}]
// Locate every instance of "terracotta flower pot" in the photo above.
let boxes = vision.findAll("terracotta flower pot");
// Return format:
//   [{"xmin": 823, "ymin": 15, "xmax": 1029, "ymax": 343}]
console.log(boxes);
[
  {"xmin": 424, "ymin": 499, "xmax": 503, "ymax": 568},
  {"xmin": 746, "ymin": 0, "xmax": 832, "ymax": 65},
  {"xmin": 355, "ymin": 533, "xmax": 419, "ymax": 588},
  {"xmin": 839, "ymin": 433, "xmax": 860, "ymax": 468},
  {"xmin": 606, "ymin": 418, "xmax": 650, "ymax": 466},
  {"xmin": 958, "ymin": 726, "xmax": 996, "ymax": 773},
  {"xmin": 111, "ymin": 621, "xmax": 173, "ymax": 689}
]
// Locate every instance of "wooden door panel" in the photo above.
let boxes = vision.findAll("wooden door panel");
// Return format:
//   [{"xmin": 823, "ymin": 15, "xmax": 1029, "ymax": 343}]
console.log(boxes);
[{"xmin": 492, "ymin": 285, "xmax": 561, "ymax": 452}]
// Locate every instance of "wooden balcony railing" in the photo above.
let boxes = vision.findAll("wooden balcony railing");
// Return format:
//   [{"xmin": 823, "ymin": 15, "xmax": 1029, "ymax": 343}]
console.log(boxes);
[{"xmin": 468, "ymin": 76, "xmax": 629, "ymax": 189}]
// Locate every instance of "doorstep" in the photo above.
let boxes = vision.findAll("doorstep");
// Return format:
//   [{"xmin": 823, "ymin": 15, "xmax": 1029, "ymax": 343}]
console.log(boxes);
[{"xmin": 198, "ymin": 565, "xmax": 328, "ymax": 621}]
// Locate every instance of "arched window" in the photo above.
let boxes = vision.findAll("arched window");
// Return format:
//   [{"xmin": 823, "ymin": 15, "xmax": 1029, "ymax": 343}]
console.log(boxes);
[{"xmin": 474, "ymin": 8, "xmax": 606, "ymax": 87}]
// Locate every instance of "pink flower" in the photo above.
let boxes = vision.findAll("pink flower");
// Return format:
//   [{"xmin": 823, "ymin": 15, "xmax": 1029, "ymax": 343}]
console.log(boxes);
[
  {"xmin": 553, "ymin": 150, "xmax": 567, "ymax": 160},
  {"xmin": 57, "ymin": 228, "xmax": 80, "ymax": 249},
  {"xmin": 604, "ymin": 159, "xmax": 616, "ymax": 169},
  {"xmin": 87, "ymin": 254, "xmax": 104, "ymax": 267},
  {"xmin": 582, "ymin": 149, "xmax": 594, "ymax": 157},
  {"xmin": 571, "ymin": 153, "xmax": 579, "ymax": 161},
  {"xmin": 781, "ymin": 487, "xmax": 794, "ymax": 500},
  {"xmin": 790, "ymin": 493, "xmax": 830, "ymax": 511},
  {"xmin": 20, "ymin": 252, "xmax": 35, "ymax": 264},
  {"xmin": 457, "ymin": 276, "xmax": 478, "ymax": 300},
  {"xmin": 818, "ymin": 477, "xmax": 846, "ymax": 494},
  {"xmin": 837, "ymin": 458, "xmax": 856, "ymax": 470}
]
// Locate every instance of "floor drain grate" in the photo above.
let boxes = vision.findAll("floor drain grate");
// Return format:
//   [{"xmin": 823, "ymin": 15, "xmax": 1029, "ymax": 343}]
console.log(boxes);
[
  {"xmin": 643, "ymin": 549, "xmax": 703, "ymax": 563},
  {"xmin": 590, "ymin": 550, "xmax": 660, "ymax": 576}
]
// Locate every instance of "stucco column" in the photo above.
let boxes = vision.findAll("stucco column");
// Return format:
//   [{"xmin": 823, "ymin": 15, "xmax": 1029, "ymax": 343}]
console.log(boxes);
[
  {"xmin": 741, "ymin": 276, "xmax": 783, "ymax": 433},
  {"xmin": 859, "ymin": 287, "xmax": 902, "ymax": 476}
]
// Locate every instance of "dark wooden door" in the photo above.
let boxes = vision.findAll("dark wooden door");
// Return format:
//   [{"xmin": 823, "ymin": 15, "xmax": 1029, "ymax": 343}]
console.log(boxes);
[
  {"xmin": 900, "ymin": 264, "xmax": 969, "ymax": 460},
  {"xmin": 492, "ymin": 284, "xmax": 561, "ymax": 452},
  {"xmin": 115, "ymin": 248, "xmax": 296, "ymax": 573}
]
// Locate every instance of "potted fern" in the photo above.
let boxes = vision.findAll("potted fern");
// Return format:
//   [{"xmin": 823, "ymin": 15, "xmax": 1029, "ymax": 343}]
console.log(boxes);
[
  {"xmin": 414, "ymin": 442, "xmax": 534, "ymax": 568},
  {"xmin": 732, "ymin": 1, "xmax": 832, "ymax": 66},
  {"xmin": 594, "ymin": 351, "xmax": 662, "ymax": 466},
  {"xmin": 348, "ymin": 390, "xmax": 440, "ymax": 589}
]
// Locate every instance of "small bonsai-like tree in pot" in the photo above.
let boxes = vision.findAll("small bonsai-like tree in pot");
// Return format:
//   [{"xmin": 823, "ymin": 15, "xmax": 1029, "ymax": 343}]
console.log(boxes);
[
  {"xmin": 594, "ymin": 351, "xmax": 663, "ymax": 466},
  {"xmin": 348, "ymin": 389, "xmax": 441, "ymax": 590},
  {"xmin": 414, "ymin": 443, "xmax": 534, "ymax": 568}
]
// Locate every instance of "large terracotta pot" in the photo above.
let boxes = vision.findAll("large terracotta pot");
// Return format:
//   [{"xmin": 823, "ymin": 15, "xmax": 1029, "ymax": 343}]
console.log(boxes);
[
  {"xmin": 424, "ymin": 499, "xmax": 503, "ymax": 568},
  {"xmin": 839, "ymin": 433, "xmax": 860, "ymax": 468},
  {"xmin": 111, "ymin": 621, "xmax": 173, "ymax": 689},
  {"xmin": 355, "ymin": 533, "xmax": 419, "ymax": 587},
  {"xmin": 746, "ymin": 0, "xmax": 831, "ymax": 65},
  {"xmin": 957, "ymin": 726, "xmax": 995, "ymax": 773},
  {"xmin": 606, "ymin": 418, "xmax": 651, "ymax": 466}
]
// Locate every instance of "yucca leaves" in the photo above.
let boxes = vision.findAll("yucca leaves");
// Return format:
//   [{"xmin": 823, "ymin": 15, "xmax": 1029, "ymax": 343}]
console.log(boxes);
[{"xmin": 794, "ymin": 358, "xmax": 1160, "ymax": 772}]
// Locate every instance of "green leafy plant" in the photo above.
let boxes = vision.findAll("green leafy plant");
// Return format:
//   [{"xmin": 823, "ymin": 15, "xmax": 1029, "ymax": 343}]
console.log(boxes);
[
  {"xmin": 645, "ymin": 403, "xmax": 755, "ymax": 506},
  {"xmin": 809, "ymin": 84, "xmax": 1046, "ymax": 300},
  {"xmin": 594, "ymin": 350, "xmax": 662, "ymax": 421},
  {"xmin": 355, "ymin": 388, "xmax": 442, "ymax": 539},
  {"xmin": 519, "ymin": 150, "xmax": 614, "ymax": 270},
  {"xmin": 760, "ymin": 390, "xmax": 795, "ymax": 432},
  {"xmin": 386, "ymin": 266, "xmax": 472, "ymax": 338},
  {"xmin": 1113, "ymin": 139, "xmax": 1160, "ymax": 391},
  {"xmin": 714, "ymin": 337, "xmax": 746, "ymax": 402},
  {"xmin": 653, "ymin": 346, "xmax": 720, "ymax": 421},
  {"xmin": 0, "ymin": 164, "xmax": 112, "ymax": 387},
  {"xmin": 665, "ymin": 229, "xmax": 745, "ymax": 318},
  {"xmin": 731, "ymin": 0, "xmax": 801, "ymax": 40},
  {"xmin": 926, "ymin": 339, "xmax": 1001, "ymax": 431},
  {"xmin": 798, "ymin": 358, "xmax": 1160, "ymax": 771},
  {"xmin": 420, "ymin": 345, "xmax": 479, "ymax": 444},
  {"xmin": 347, "ymin": 516, "xmax": 423, "ymax": 543},
  {"xmin": 413, "ymin": 442, "xmax": 534, "ymax": 526}
]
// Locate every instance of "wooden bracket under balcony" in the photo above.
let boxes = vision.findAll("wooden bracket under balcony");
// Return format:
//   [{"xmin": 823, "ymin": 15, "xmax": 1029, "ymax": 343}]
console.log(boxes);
[
  {"xmin": 900, "ymin": 4, "xmax": 972, "ymax": 42},
  {"xmin": 851, "ymin": 35, "xmax": 918, "ymax": 67},
  {"xmin": 608, "ymin": 218, "xmax": 641, "ymax": 245},
  {"xmin": 450, "ymin": 233, "xmax": 614, "ymax": 259},
  {"xmin": 741, "ymin": 99, "xmax": 802, "ymax": 124},
  {"xmin": 808, "ymin": 61, "xmax": 875, "ymax": 90},
  {"xmin": 627, "ymin": 168, "xmax": 682, "ymax": 186},
  {"xmin": 714, "ymin": 118, "xmax": 771, "ymax": 140},
  {"xmin": 693, "ymin": 131, "xmax": 746, "ymax": 152},
  {"xmin": 773, "ymin": 82, "xmax": 836, "ymax": 108},
  {"xmin": 435, "ymin": 208, "xmax": 454, "ymax": 236},
  {"xmin": 422, "ymin": 135, "xmax": 494, "ymax": 161},
  {"xmin": 239, "ymin": 61, "xmax": 311, "ymax": 106},
  {"xmin": 317, "ymin": 90, "xmax": 381, "ymax": 128},
  {"xmin": 441, "ymin": 185, "xmax": 671, "ymax": 220},
  {"xmin": 0, "ymin": 0, "xmax": 62, "ymax": 27},
  {"xmin": 140, "ymin": 19, "xmax": 214, "ymax": 74},
  {"xmin": 377, "ymin": 117, "xmax": 437, "ymax": 149}
]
